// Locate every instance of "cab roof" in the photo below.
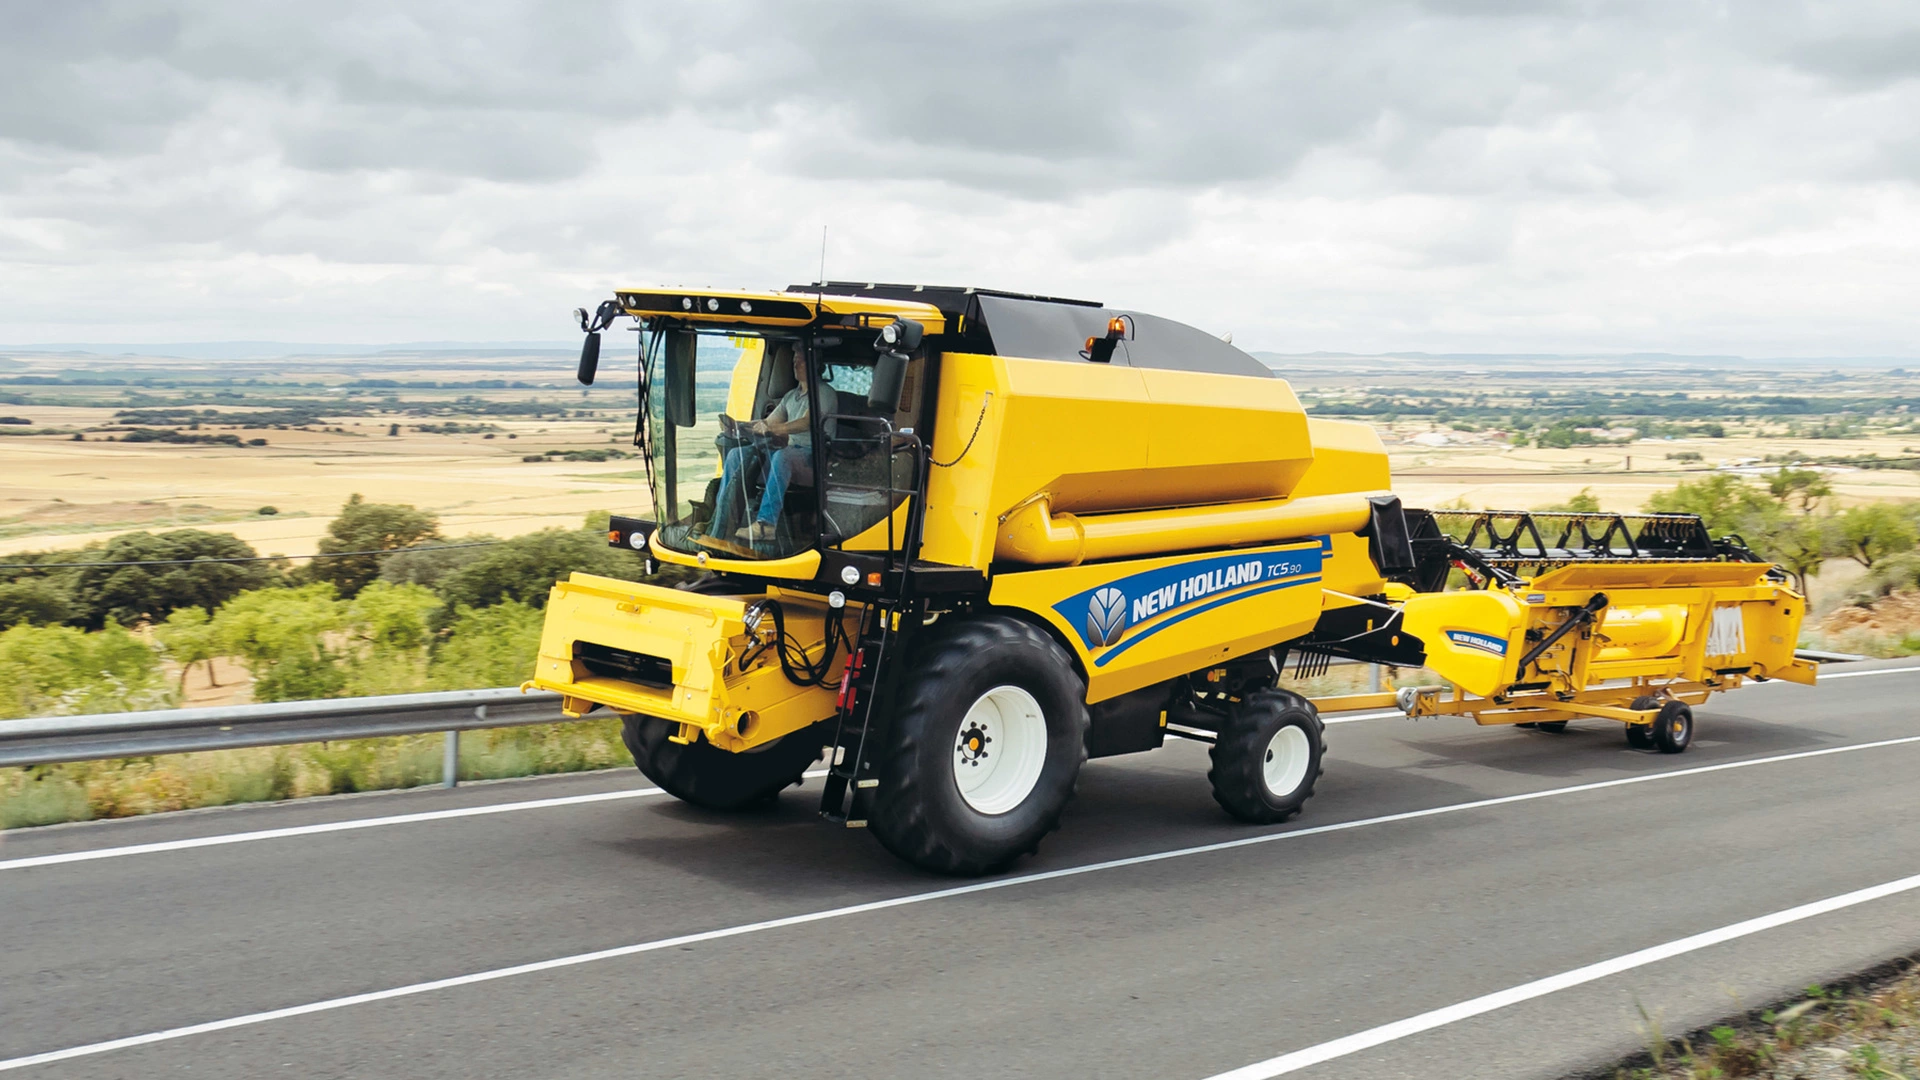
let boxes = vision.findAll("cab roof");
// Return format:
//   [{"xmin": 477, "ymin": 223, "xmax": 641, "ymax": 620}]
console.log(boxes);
[{"xmin": 615, "ymin": 281, "xmax": 1270, "ymax": 379}]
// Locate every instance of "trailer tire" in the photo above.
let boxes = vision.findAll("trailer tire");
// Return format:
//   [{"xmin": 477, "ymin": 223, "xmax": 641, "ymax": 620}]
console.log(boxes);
[
  {"xmin": 621, "ymin": 715, "xmax": 824, "ymax": 811},
  {"xmin": 1651, "ymin": 700, "xmax": 1693, "ymax": 754},
  {"xmin": 1625, "ymin": 696, "xmax": 1659, "ymax": 750},
  {"xmin": 1534, "ymin": 720, "xmax": 1569, "ymax": 734},
  {"xmin": 1208, "ymin": 689, "xmax": 1325, "ymax": 824},
  {"xmin": 869, "ymin": 616, "xmax": 1088, "ymax": 876}
]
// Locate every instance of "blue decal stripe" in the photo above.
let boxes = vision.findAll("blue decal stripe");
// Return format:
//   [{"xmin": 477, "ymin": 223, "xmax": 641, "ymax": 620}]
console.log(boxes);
[{"xmin": 1092, "ymin": 575, "xmax": 1322, "ymax": 668}]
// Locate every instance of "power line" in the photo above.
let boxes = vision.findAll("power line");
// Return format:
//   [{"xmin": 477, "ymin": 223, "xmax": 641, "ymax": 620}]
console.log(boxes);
[{"xmin": 0, "ymin": 541, "xmax": 503, "ymax": 571}]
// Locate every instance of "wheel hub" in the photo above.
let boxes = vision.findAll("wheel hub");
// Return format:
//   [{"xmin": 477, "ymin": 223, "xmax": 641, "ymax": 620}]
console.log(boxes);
[
  {"xmin": 957, "ymin": 723, "xmax": 993, "ymax": 766},
  {"xmin": 951, "ymin": 685, "xmax": 1048, "ymax": 815}
]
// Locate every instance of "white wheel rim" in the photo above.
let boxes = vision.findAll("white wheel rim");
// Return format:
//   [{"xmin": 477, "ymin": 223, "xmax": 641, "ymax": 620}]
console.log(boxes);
[
  {"xmin": 952, "ymin": 685, "xmax": 1048, "ymax": 815},
  {"xmin": 1262, "ymin": 724, "xmax": 1312, "ymax": 797}
]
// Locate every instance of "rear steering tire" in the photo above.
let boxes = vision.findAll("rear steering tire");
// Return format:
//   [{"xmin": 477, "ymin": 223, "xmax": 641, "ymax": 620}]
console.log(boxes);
[
  {"xmin": 868, "ymin": 616, "xmax": 1089, "ymax": 876},
  {"xmin": 1651, "ymin": 700, "xmax": 1693, "ymax": 754},
  {"xmin": 1624, "ymin": 695, "xmax": 1692, "ymax": 752},
  {"xmin": 621, "ymin": 715, "xmax": 824, "ymax": 811},
  {"xmin": 1208, "ymin": 689, "xmax": 1326, "ymax": 824}
]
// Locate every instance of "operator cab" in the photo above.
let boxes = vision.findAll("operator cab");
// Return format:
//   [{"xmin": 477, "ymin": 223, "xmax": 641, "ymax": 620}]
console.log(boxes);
[{"xmin": 645, "ymin": 326, "xmax": 925, "ymax": 561}]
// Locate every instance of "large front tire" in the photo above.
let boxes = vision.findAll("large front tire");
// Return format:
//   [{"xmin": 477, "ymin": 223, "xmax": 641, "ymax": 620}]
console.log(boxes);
[
  {"xmin": 869, "ymin": 617, "xmax": 1089, "ymax": 876},
  {"xmin": 1208, "ymin": 689, "xmax": 1325, "ymax": 824},
  {"xmin": 621, "ymin": 715, "xmax": 824, "ymax": 811}
]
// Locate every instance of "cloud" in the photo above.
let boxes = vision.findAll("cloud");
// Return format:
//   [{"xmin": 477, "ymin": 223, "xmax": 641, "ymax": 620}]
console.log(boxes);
[{"xmin": 0, "ymin": 0, "xmax": 1916, "ymax": 356}]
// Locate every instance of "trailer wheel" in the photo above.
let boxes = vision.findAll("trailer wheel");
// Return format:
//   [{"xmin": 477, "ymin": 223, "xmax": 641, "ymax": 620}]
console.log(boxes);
[
  {"xmin": 621, "ymin": 715, "xmax": 824, "ymax": 811},
  {"xmin": 1533, "ymin": 721, "xmax": 1569, "ymax": 734},
  {"xmin": 869, "ymin": 616, "xmax": 1088, "ymax": 876},
  {"xmin": 1208, "ymin": 689, "xmax": 1325, "ymax": 824},
  {"xmin": 1625, "ymin": 696, "xmax": 1659, "ymax": 750},
  {"xmin": 1651, "ymin": 700, "xmax": 1693, "ymax": 754}
]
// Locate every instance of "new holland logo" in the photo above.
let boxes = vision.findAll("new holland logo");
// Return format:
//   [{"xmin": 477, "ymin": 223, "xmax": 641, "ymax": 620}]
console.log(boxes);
[
  {"xmin": 1087, "ymin": 587, "xmax": 1128, "ymax": 647},
  {"xmin": 1446, "ymin": 629, "xmax": 1509, "ymax": 656}
]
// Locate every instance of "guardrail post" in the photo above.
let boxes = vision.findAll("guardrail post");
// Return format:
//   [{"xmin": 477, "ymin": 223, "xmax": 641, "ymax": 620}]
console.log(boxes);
[
  {"xmin": 443, "ymin": 729, "xmax": 459, "ymax": 788},
  {"xmin": 1371, "ymin": 664, "xmax": 1383, "ymax": 693}
]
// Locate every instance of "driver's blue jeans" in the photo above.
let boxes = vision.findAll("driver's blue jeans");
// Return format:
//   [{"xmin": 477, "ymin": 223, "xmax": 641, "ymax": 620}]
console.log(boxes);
[{"xmin": 711, "ymin": 445, "xmax": 810, "ymax": 535}]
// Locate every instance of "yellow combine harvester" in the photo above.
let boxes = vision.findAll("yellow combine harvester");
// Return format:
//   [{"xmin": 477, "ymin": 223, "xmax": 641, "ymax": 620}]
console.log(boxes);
[{"xmin": 529, "ymin": 284, "xmax": 1814, "ymax": 874}]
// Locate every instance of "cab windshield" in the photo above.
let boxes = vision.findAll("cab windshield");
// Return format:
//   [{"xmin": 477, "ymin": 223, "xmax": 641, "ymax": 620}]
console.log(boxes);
[{"xmin": 641, "ymin": 325, "xmax": 921, "ymax": 562}]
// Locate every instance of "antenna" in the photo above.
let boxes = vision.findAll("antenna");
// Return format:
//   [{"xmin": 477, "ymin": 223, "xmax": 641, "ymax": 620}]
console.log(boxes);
[{"xmin": 818, "ymin": 225, "xmax": 828, "ymax": 289}]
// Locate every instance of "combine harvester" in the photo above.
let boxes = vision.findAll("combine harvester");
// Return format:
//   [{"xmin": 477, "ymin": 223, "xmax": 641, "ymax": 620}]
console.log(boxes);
[{"xmin": 529, "ymin": 284, "xmax": 1814, "ymax": 874}]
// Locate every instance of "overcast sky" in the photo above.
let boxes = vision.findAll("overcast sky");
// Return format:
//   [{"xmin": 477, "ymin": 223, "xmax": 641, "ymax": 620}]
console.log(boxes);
[{"xmin": 3, "ymin": 1, "xmax": 1918, "ymax": 356}]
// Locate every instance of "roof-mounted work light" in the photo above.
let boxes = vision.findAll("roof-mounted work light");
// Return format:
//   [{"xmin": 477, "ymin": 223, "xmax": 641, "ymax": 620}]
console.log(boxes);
[{"xmin": 869, "ymin": 316, "xmax": 923, "ymax": 414}]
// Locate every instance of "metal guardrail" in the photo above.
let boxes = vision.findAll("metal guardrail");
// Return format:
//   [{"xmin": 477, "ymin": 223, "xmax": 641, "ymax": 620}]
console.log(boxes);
[
  {"xmin": 0, "ymin": 650, "xmax": 1860, "ymax": 779},
  {"xmin": 0, "ymin": 687, "xmax": 569, "ymax": 784}
]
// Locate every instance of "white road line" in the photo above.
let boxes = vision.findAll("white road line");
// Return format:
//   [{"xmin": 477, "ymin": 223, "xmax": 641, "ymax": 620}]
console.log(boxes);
[
  {"xmin": 0, "ymin": 770, "xmax": 829, "ymax": 873},
  {"xmin": 1200, "ymin": 869, "xmax": 1920, "ymax": 1079},
  {"xmin": 5, "ymin": 732, "xmax": 1916, "ymax": 1073},
  {"xmin": 1781, "ymin": 665, "xmax": 1920, "ymax": 682}
]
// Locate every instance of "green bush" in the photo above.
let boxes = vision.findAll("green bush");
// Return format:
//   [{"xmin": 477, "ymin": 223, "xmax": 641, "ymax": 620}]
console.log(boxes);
[
  {"xmin": 0, "ymin": 622, "xmax": 172, "ymax": 719},
  {"xmin": 431, "ymin": 601, "xmax": 544, "ymax": 689}
]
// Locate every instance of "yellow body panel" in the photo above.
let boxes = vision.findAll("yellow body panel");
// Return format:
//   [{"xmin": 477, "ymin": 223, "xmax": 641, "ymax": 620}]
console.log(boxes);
[
  {"xmin": 988, "ymin": 539, "xmax": 1329, "ymax": 703},
  {"xmin": 528, "ymin": 573, "xmax": 842, "ymax": 751},
  {"xmin": 920, "ymin": 353, "xmax": 1338, "ymax": 571}
]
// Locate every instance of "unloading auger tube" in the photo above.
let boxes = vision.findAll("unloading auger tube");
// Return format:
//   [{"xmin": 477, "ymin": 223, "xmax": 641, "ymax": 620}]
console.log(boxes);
[{"xmin": 525, "ymin": 282, "xmax": 1816, "ymax": 875}]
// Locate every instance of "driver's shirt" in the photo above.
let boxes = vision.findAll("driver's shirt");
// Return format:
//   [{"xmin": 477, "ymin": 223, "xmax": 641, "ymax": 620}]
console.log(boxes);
[{"xmin": 769, "ymin": 381, "xmax": 837, "ymax": 449}]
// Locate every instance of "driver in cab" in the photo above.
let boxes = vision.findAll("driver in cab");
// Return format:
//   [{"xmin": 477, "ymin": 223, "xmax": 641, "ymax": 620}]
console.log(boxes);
[{"xmin": 708, "ymin": 342, "xmax": 836, "ymax": 550}]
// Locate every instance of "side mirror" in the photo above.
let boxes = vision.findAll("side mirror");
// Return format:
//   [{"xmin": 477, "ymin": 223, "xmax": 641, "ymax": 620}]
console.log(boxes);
[
  {"xmin": 665, "ymin": 330, "xmax": 697, "ymax": 428},
  {"xmin": 576, "ymin": 332, "xmax": 600, "ymax": 385},
  {"xmin": 869, "ymin": 350, "xmax": 908, "ymax": 415}
]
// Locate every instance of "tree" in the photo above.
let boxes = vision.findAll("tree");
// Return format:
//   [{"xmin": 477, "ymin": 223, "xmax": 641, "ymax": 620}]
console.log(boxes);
[
  {"xmin": 154, "ymin": 606, "xmax": 220, "ymax": 690},
  {"xmin": 1766, "ymin": 467, "xmax": 1830, "ymax": 515},
  {"xmin": 300, "ymin": 494, "xmax": 441, "ymax": 598},
  {"xmin": 1829, "ymin": 504, "xmax": 1918, "ymax": 571},
  {"xmin": 1645, "ymin": 474, "xmax": 1775, "ymax": 535},
  {"xmin": 209, "ymin": 584, "xmax": 351, "ymax": 702},
  {"xmin": 341, "ymin": 581, "xmax": 440, "ymax": 696},
  {"xmin": 1763, "ymin": 515, "xmax": 1828, "ymax": 595},
  {"xmin": 0, "ymin": 579, "xmax": 75, "ymax": 628},
  {"xmin": 378, "ymin": 535, "xmax": 498, "ymax": 590},
  {"xmin": 433, "ymin": 527, "xmax": 645, "ymax": 614},
  {"xmin": 429, "ymin": 601, "xmax": 545, "ymax": 689},
  {"xmin": 71, "ymin": 530, "xmax": 281, "ymax": 629}
]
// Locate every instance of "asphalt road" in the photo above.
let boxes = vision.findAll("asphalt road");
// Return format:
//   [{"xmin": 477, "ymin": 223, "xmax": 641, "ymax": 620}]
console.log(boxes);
[{"xmin": 4, "ymin": 661, "xmax": 1919, "ymax": 1079}]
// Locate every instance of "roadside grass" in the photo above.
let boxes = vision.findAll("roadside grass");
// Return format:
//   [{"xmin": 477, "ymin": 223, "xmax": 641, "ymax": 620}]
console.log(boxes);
[
  {"xmin": 1608, "ymin": 957, "xmax": 1920, "ymax": 1079},
  {"xmin": 0, "ymin": 719, "xmax": 630, "ymax": 828}
]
